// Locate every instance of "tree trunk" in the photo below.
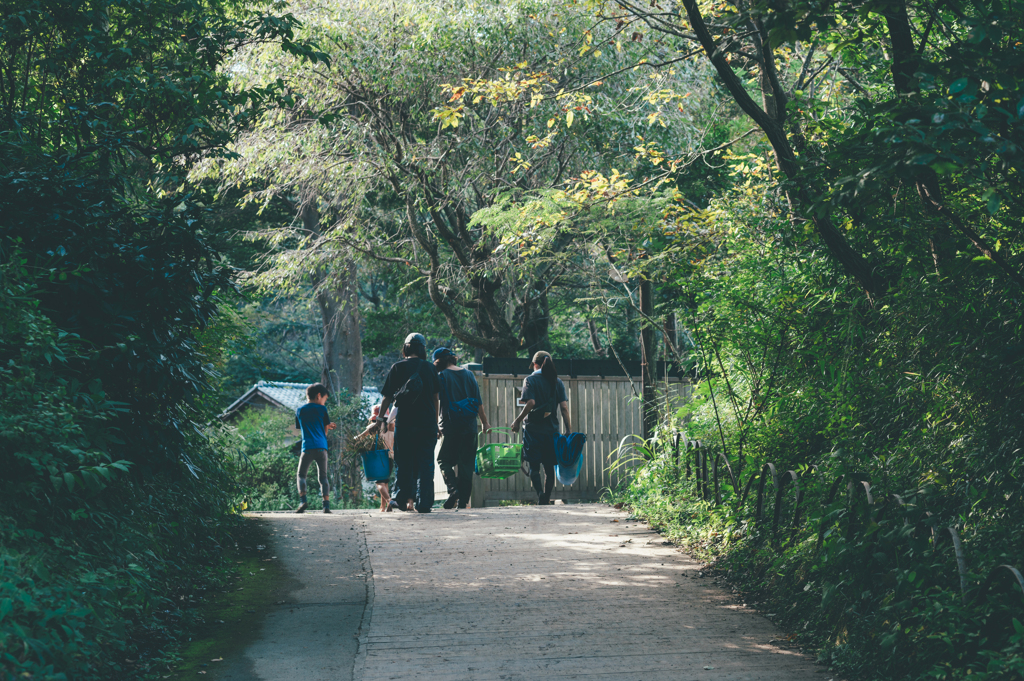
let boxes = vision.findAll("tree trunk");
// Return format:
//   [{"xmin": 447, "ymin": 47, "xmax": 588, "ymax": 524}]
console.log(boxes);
[
  {"xmin": 316, "ymin": 256, "xmax": 363, "ymax": 399},
  {"xmin": 522, "ymin": 289, "xmax": 551, "ymax": 355},
  {"xmin": 587, "ymin": 318, "xmax": 606, "ymax": 356},
  {"xmin": 639, "ymin": 278, "xmax": 657, "ymax": 440},
  {"xmin": 299, "ymin": 201, "xmax": 363, "ymax": 398}
]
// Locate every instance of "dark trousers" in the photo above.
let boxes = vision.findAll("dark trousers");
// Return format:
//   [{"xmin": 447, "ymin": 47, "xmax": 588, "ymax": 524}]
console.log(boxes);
[
  {"xmin": 297, "ymin": 448, "xmax": 329, "ymax": 498},
  {"xmin": 523, "ymin": 428, "xmax": 556, "ymax": 502},
  {"xmin": 393, "ymin": 427, "xmax": 436, "ymax": 512},
  {"xmin": 438, "ymin": 429, "xmax": 476, "ymax": 507},
  {"xmin": 529, "ymin": 460, "xmax": 555, "ymax": 500}
]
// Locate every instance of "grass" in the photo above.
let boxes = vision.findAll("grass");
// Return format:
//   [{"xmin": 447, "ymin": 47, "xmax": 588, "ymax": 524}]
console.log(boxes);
[{"xmin": 152, "ymin": 517, "xmax": 295, "ymax": 680}]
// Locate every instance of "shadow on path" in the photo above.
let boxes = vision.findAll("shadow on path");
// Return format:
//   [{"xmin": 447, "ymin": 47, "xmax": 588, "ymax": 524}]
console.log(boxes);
[
  {"xmin": 217, "ymin": 512, "xmax": 368, "ymax": 681},
  {"xmin": 356, "ymin": 504, "xmax": 834, "ymax": 681}
]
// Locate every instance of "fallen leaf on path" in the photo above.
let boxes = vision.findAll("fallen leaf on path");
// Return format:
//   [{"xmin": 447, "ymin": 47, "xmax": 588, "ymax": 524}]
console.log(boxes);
[
  {"xmin": 211, "ymin": 658, "xmax": 223, "ymax": 662},
  {"xmin": 703, "ymin": 666, "xmax": 715, "ymax": 670}
]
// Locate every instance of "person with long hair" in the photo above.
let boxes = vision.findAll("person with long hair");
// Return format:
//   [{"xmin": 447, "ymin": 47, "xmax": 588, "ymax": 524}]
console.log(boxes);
[{"xmin": 510, "ymin": 351, "xmax": 571, "ymax": 505}]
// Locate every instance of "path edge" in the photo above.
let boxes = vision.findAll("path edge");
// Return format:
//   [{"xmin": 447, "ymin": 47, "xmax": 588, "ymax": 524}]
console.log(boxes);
[{"xmin": 351, "ymin": 515, "xmax": 374, "ymax": 681}]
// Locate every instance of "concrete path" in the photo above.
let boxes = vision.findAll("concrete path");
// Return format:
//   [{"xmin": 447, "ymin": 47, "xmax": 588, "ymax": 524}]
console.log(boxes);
[
  {"xmin": 217, "ymin": 515, "xmax": 366, "ymax": 680},
  {"xmin": 240, "ymin": 506, "xmax": 832, "ymax": 681}
]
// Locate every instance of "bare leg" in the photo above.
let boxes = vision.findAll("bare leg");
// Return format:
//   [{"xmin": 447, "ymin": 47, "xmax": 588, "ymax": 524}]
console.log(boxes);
[{"xmin": 377, "ymin": 482, "xmax": 391, "ymax": 512}]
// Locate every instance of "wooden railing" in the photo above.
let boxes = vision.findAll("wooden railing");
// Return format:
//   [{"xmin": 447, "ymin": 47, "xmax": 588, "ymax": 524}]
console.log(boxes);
[{"xmin": 670, "ymin": 432, "xmax": 1024, "ymax": 609}]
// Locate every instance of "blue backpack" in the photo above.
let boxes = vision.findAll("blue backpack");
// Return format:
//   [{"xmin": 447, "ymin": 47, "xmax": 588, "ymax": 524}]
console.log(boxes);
[
  {"xmin": 554, "ymin": 432, "xmax": 586, "ymax": 486},
  {"xmin": 441, "ymin": 371, "xmax": 481, "ymax": 427}
]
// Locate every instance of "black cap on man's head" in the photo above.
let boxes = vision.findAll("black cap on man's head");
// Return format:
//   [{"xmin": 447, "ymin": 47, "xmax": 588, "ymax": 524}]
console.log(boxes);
[
  {"xmin": 432, "ymin": 347, "xmax": 455, "ymax": 362},
  {"xmin": 404, "ymin": 332, "xmax": 427, "ymax": 347}
]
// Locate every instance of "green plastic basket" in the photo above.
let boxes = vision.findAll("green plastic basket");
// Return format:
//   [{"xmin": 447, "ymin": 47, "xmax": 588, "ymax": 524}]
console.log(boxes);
[{"xmin": 475, "ymin": 428, "xmax": 523, "ymax": 479}]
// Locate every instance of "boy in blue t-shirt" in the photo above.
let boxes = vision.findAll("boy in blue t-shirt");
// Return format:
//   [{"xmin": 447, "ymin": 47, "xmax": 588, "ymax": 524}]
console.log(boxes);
[{"xmin": 294, "ymin": 382, "xmax": 336, "ymax": 513}]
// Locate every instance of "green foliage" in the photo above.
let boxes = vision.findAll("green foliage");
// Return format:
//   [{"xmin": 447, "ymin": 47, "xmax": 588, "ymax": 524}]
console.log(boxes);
[
  {"xmin": 211, "ymin": 409, "xmax": 297, "ymax": 512},
  {"xmin": 0, "ymin": 256, "xmax": 243, "ymax": 680},
  {"xmin": 212, "ymin": 397, "xmax": 379, "ymax": 512},
  {"xmin": 613, "ymin": 168, "xmax": 1024, "ymax": 679},
  {"xmin": 362, "ymin": 299, "xmax": 453, "ymax": 359},
  {"xmin": 197, "ymin": 0, "xmax": 723, "ymax": 357},
  {"xmin": 0, "ymin": 0, "xmax": 327, "ymax": 678},
  {"xmin": 0, "ymin": 0, "xmax": 324, "ymax": 174}
]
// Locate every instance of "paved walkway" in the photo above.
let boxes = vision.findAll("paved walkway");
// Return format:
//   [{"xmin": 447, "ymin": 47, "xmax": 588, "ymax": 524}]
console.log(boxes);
[{"xmin": 242, "ymin": 506, "xmax": 831, "ymax": 681}]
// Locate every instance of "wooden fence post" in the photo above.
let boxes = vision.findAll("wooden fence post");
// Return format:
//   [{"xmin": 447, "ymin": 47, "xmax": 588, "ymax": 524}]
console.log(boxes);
[
  {"xmin": 713, "ymin": 452, "xmax": 721, "ymax": 505},
  {"xmin": 700, "ymin": 446, "xmax": 709, "ymax": 501},
  {"xmin": 673, "ymin": 432, "xmax": 681, "ymax": 478}
]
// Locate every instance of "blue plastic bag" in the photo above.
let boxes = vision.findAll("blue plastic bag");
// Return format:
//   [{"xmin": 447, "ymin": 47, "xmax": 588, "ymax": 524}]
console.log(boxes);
[
  {"xmin": 554, "ymin": 432, "xmax": 586, "ymax": 486},
  {"xmin": 361, "ymin": 434, "xmax": 391, "ymax": 481}
]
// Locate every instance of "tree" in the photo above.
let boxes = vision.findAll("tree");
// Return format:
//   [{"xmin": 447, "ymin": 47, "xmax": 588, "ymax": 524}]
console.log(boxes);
[
  {"xmin": 0, "ymin": 1, "xmax": 325, "ymax": 676},
  {"xmin": 202, "ymin": 0, "xmax": 723, "ymax": 358},
  {"xmin": 600, "ymin": 0, "xmax": 1023, "ymax": 297}
]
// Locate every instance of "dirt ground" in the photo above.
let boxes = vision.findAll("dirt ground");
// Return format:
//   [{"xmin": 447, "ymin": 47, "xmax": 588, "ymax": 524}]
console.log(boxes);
[{"xmin": 229, "ymin": 505, "xmax": 834, "ymax": 681}]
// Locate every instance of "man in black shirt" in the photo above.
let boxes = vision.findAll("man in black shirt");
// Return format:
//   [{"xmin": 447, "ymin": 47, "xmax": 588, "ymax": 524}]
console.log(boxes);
[{"xmin": 373, "ymin": 333, "xmax": 441, "ymax": 513}]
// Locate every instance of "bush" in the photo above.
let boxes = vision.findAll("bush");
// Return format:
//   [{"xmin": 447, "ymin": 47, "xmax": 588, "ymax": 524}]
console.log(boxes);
[
  {"xmin": 213, "ymin": 398, "xmax": 378, "ymax": 512},
  {"xmin": 0, "ymin": 254, "xmax": 243, "ymax": 679},
  {"xmin": 613, "ymin": 172, "xmax": 1024, "ymax": 680}
]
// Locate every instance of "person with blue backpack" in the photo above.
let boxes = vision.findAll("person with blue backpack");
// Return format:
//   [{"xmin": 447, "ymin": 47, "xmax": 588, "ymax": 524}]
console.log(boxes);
[
  {"xmin": 510, "ymin": 351, "xmax": 571, "ymax": 505},
  {"xmin": 433, "ymin": 347, "xmax": 490, "ymax": 509}
]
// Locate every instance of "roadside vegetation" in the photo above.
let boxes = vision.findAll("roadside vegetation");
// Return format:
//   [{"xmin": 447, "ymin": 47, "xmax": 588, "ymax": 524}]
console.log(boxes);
[{"xmin": 2, "ymin": 0, "xmax": 1021, "ymax": 678}]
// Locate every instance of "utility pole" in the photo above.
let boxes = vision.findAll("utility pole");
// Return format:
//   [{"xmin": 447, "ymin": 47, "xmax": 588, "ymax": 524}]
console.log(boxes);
[{"xmin": 639, "ymin": 277, "xmax": 657, "ymax": 440}]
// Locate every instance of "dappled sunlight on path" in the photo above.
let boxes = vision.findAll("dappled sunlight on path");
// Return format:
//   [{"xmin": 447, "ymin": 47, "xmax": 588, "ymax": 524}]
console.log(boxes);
[{"xmin": 355, "ymin": 504, "xmax": 832, "ymax": 681}]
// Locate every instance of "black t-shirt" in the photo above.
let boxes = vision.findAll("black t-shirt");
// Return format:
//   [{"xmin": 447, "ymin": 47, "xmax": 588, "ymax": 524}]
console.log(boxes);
[
  {"xmin": 381, "ymin": 357, "xmax": 440, "ymax": 433},
  {"xmin": 521, "ymin": 371, "xmax": 568, "ymax": 434}
]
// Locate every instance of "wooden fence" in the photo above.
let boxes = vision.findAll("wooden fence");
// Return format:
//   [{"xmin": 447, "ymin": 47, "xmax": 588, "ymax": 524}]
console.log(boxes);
[{"xmin": 435, "ymin": 372, "xmax": 690, "ymax": 506}]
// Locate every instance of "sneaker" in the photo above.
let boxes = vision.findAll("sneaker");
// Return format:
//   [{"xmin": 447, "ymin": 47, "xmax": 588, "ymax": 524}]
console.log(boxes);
[
  {"xmin": 443, "ymin": 492, "xmax": 459, "ymax": 510},
  {"xmin": 538, "ymin": 494, "xmax": 550, "ymax": 506},
  {"xmin": 295, "ymin": 502, "xmax": 308, "ymax": 514},
  {"xmin": 322, "ymin": 501, "xmax": 332, "ymax": 514}
]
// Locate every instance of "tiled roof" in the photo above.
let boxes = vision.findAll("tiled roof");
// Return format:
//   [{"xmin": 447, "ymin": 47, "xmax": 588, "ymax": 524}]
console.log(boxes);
[
  {"xmin": 255, "ymin": 381, "xmax": 308, "ymax": 411},
  {"xmin": 220, "ymin": 380, "xmax": 384, "ymax": 420}
]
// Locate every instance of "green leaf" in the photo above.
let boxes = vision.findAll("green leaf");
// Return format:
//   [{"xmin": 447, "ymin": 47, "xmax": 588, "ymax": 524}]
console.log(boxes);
[
  {"xmin": 986, "ymin": 193, "xmax": 1001, "ymax": 215},
  {"xmin": 948, "ymin": 78, "xmax": 969, "ymax": 94}
]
